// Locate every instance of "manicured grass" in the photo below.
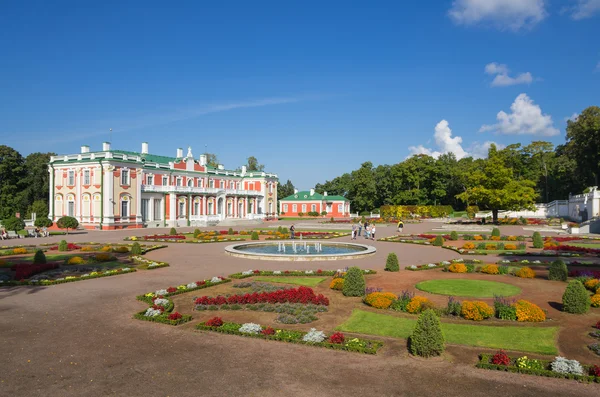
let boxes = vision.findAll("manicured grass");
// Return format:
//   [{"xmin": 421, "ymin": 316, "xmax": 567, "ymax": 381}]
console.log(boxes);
[
  {"xmin": 337, "ymin": 310, "xmax": 558, "ymax": 355},
  {"xmin": 21, "ymin": 253, "xmax": 73, "ymax": 262},
  {"xmin": 252, "ymin": 276, "xmax": 327, "ymax": 287},
  {"xmin": 416, "ymin": 279, "xmax": 521, "ymax": 298},
  {"xmin": 478, "ymin": 249, "xmax": 527, "ymax": 255},
  {"xmin": 566, "ymin": 242, "xmax": 600, "ymax": 249}
]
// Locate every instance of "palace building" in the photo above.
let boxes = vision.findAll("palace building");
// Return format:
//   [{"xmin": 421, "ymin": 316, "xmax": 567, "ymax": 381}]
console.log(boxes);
[
  {"xmin": 279, "ymin": 189, "xmax": 350, "ymax": 218},
  {"xmin": 48, "ymin": 142, "xmax": 278, "ymax": 229}
]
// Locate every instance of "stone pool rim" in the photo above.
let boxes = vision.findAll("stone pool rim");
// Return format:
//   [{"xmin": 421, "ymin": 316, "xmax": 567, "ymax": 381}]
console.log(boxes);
[{"xmin": 224, "ymin": 241, "xmax": 377, "ymax": 261}]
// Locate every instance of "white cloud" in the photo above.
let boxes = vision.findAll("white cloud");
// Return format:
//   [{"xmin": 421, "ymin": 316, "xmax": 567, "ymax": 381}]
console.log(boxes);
[
  {"xmin": 448, "ymin": 0, "xmax": 547, "ymax": 31},
  {"xmin": 565, "ymin": 113, "xmax": 579, "ymax": 122},
  {"xmin": 480, "ymin": 93, "xmax": 559, "ymax": 136},
  {"xmin": 409, "ymin": 120, "xmax": 491, "ymax": 159},
  {"xmin": 565, "ymin": 0, "xmax": 600, "ymax": 20},
  {"xmin": 485, "ymin": 62, "xmax": 534, "ymax": 87},
  {"xmin": 468, "ymin": 141, "xmax": 506, "ymax": 159}
]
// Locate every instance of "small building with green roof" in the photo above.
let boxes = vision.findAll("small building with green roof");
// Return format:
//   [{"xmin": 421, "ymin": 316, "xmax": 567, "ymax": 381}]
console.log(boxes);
[{"xmin": 279, "ymin": 188, "xmax": 350, "ymax": 218}]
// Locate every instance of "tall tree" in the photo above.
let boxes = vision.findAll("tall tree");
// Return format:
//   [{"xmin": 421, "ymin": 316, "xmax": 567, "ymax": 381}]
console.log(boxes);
[
  {"xmin": 522, "ymin": 141, "xmax": 554, "ymax": 203},
  {"xmin": 0, "ymin": 145, "xmax": 27, "ymax": 219},
  {"xmin": 204, "ymin": 153, "xmax": 219, "ymax": 168},
  {"xmin": 565, "ymin": 106, "xmax": 600, "ymax": 185},
  {"xmin": 277, "ymin": 179, "xmax": 295, "ymax": 200},
  {"xmin": 246, "ymin": 156, "xmax": 265, "ymax": 171},
  {"xmin": 348, "ymin": 162, "xmax": 377, "ymax": 212},
  {"xmin": 456, "ymin": 145, "xmax": 538, "ymax": 223},
  {"xmin": 23, "ymin": 152, "xmax": 54, "ymax": 208}
]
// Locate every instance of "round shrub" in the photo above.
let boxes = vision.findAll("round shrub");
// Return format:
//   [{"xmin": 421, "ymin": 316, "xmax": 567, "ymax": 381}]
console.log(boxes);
[
  {"xmin": 515, "ymin": 267, "xmax": 535, "ymax": 278},
  {"xmin": 228, "ymin": 227, "xmax": 234, "ymax": 235},
  {"xmin": 480, "ymin": 264, "xmax": 499, "ymax": 274},
  {"xmin": 409, "ymin": 309, "xmax": 445, "ymax": 357},
  {"xmin": 532, "ymin": 231, "xmax": 543, "ymax": 249},
  {"xmin": 406, "ymin": 296, "xmax": 434, "ymax": 314},
  {"xmin": 590, "ymin": 294, "xmax": 600, "ymax": 308},
  {"xmin": 130, "ymin": 242, "xmax": 142, "ymax": 255},
  {"xmin": 169, "ymin": 227, "xmax": 177, "ymax": 236},
  {"xmin": 492, "ymin": 227, "xmax": 500, "ymax": 237},
  {"xmin": 562, "ymin": 280, "xmax": 591, "ymax": 314},
  {"xmin": 433, "ymin": 235, "xmax": 444, "ymax": 246},
  {"xmin": 58, "ymin": 240, "xmax": 68, "ymax": 252},
  {"xmin": 67, "ymin": 256, "xmax": 85, "ymax": 265},
  {"xmin": 462, "ymin": 242, "xmax": 475, "ymax": 250},
  {"xmin": 32, "ymin": 250, "xmax": 46, "ymax": 265},
  {"xmin": 450, "ymin": 231, "xmax": 458, "ymax": 241},
  {"xmin": 251, "ymin": 231, "xmax": 259, "ymax": 240},
  {"xmin": 385, "ymin": 253, "xmax": 399, "ymax": 272},
  {"xmin": 94, "ymin": 253, "xmax": 113, "ymax": 262},
  {"xmin": 329, "ymin": 278, "xmax": 344, "ymax": 290},
  {"xmin": 514, "ymin": 300, "xmax": 546, "ymax": 322},
  {"xmin": 112, "ymin": 246, "xmax": 129, "ymax": 253},
  {"xmin": 461, "ymin": 301, "xmax": 494, "ymax": 321},
  {"xmin": 193, "ymin": 228, "xmax": 201, "ymax": 237},
  {"xmin": 342, "ymin": 267, "xmax": 366, "ymax": 297},
  {"xmin": 364, "ymin": 292, "xmax": 397, "ymax": 309},
  {"xmin": 448, "ymin": 263, "xmax": 467, "ymax": 273}
]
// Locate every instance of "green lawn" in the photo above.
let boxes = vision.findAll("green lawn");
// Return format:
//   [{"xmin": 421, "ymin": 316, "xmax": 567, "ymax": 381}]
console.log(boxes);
[
  {"xmin": 566, "ymin": 242, "xmax": 600, "ymax": 249},
  {"xmin": 21, "ymin": 253, "xmax": 74, "ymax": 261},
  {"xmin": 337, "ymin": 310, "xmax": 558, "ymax": 354},
  {"xmin": 416, "ymin": 279, "xmax": 521, "ymax": 297},
  {"xmin": 252, "ymin": 276, "xmax": 327, "ymax": 287}
]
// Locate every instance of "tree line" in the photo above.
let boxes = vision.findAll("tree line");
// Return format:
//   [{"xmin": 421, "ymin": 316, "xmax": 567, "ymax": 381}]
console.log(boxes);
[{"xmin": 314, "ymin": 106, "xmax": 600, "ymax": 216}]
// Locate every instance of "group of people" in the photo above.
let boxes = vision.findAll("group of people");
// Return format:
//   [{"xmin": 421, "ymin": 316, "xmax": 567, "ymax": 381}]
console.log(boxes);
[
  {"xmin": 351, "ymin": 221, "xmax": 377, "ymax": 240},
  {"xmin": 0, "ymin": 227, "xmax": 48, "ymax": 240},
  {"xmin": 0, "ymin": 229, "xmax": 7, "ymax": 240}
]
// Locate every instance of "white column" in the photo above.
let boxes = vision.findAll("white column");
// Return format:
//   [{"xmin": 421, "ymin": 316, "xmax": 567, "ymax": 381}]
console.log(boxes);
[
  {"xmin": 244, "ymin": 198, "xmax": 248, "ymax": 218},
  {"xmin": 103, "ymin": 166, "xmax": 114, "ymax": 225},
  {"xmin": 75, "ymin": 168, "xmax": 81, "ymax": 221},
  {"xmin": 203, "ymin": 196, "xmax": 207, "ymax": 216},
  {"xmin": 169, "ymin": 193, "xmax": 176, "ymax": 226},
  {"xmin": 149, "ymin": 196, "xmax": 154, "ymax": 222},
  {"xmin": 48, "ymin": 166, "xmax": 54, "ymax": 220},
  {"xmin": 135, "ymin": 169, "xmax": 142, "ymax": 225}
]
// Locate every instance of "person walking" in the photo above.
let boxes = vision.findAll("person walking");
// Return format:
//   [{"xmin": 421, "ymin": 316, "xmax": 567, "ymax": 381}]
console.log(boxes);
[
  {"xmin": 363, "ymin": 221, "xmax": 369, "ymax": 238},
  {"xmin": 351, "ymin": 223, "xmax": 357, "ymax": 240},
  {"xmin": 290, "ymin": 224, "xmax": 295, "ymax": 239},
  {"xmin": 397, "ymin": 220, "xmax": 404, "ymax": 233},
  {"xmin": 358, "ymin": 222, "xmax": 362, "ymax": 237},
  {"xmin": 371, "ymin": 224, "xmax": 376, "ymax": 240}
]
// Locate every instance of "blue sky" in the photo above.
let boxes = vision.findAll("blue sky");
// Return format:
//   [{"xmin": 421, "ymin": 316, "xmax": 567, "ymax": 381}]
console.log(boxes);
[{"xmin": 1, "ymin": 0, "xmax": 599, "ymax": 189}]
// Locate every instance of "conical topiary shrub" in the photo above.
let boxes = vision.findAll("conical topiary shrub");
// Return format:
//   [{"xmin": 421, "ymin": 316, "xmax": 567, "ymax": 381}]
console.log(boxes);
[
  {"xmin": 169, "ymin": 227, "xmax": 177, "ymax": 236},
  {"xmin": 562, "ymin": 280, "xmax": 591, "ymax": 314},
  {"xmin": 450, "ymin": 231, "xmax": 458, "ymax": 241},
  {"xmin": 251, "ymin": 231, "xmax": 259, "ymax": 240},
  {"xmin": 385, "ymin": 253, "xmax": 399, "ymax": 272},
  {"xmin": 342, "ymin": 267, "xmax": 366, "ymax": 297},
  {"xmin": 548, "ymin": 260, "xmax": 568, "ymax": 281},
  {"xmin": 130, "ymin": 242, "xmax": 142, "ymax": 255},
  {"xmin": 33, "ymin": 250, "xmax": 46, "ymax": 265},
  {"xmin": 433, "ymin": 235, "xmax": 444, "ymax": 246},
  {"xmin": 492, "ymin": 227, "xmax": 500, "ymax": 237},
  {"xmin": 409, "ymin": 309, "xmax": 445, "ymax": 357},
  {"xmin": 58, "ymin": 240, "xmax": 68, "ymax": 252},
  {"xmin": 532, "ymin": 231, "xmax": 543, "ymax": 249}
]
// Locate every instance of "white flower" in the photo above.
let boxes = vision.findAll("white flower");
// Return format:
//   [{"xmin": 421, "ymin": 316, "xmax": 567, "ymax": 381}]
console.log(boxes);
[
  {"xmin": 409, "ymin": 265, "xmax": 417, "ymax": 269},
  {"xmin": 500, "ymin": 260, "xmax": 510, "ymax": 264},
  {"xmin": 532, "ymin": 260, "xmax": 541, "ymax": 264},
  {"xmin": 122, "ymin": 267, "xmax": 131, "ymax": 271},
  {"xmin": 210, "ymin": 277, "xmax": 221, "ymax": 283},
  {"xmin": 153, "ymin": 298, "xmax": 169, "ymax": 306},
  {"xmin": 441, "ymin": 261, "xmax": 450, "ymax": 265},
  {"xmin": 155, "ymin": 289, "xmax": 168, "ymax": 296},
  {"xmin": 273, "ymin": 270, "xmax": 282, "ymax": 275},
  {"xmin": 187, "ymin": 282, "xmax": 198, "ymax": 289},
  {"xmin": 239, "ymin": 323, "xmax": 262, "ymax": 334},
  {"xmin": 144, "ymin": 308, "xmax": 162, "ymax": 317},
  {"xmin": 242, "ymin": 270, "xmax": 254, "ymax": 276},
  {"xmin": 305, "ymin": 270, "xmax": 314, "ymax": 274},
  {"xmin": 364, "ymin": 269, "xmax": 370, "ymax": 273},
  {"xmin": 427, "ymin": 263, "xmax": 436, "ymax": 268},
  {"xmin": 302, "ymin": 328, "xmax": 326, "ymax": 343},
  {"xmin": 82, "ymin": 274, "xmax": 90, "ymax": 277}
]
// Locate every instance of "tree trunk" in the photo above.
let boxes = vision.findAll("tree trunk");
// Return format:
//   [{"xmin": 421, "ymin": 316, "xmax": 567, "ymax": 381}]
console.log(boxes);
[{"xmin": 492, "ymin": 209, "xmax": 499, "ymax": 224}]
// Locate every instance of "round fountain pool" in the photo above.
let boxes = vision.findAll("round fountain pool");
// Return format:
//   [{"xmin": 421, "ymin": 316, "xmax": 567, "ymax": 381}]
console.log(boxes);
[{"xmin": 224, "ymin": 241, "xmax": 376, "ymax": 261}]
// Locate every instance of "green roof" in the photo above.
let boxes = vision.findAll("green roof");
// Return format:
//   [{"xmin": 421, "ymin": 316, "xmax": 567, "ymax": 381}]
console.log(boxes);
[
  {"xmin": 281, "ymin": 191, "xmax": 349, "ymax": 201},
  {"xmin": 110, "ymin": 150, "xmax": 176, "ymax": 164}
]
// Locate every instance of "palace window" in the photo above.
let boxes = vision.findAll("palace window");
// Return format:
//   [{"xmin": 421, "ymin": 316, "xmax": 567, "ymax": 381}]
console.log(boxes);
[
  {"xmin": 141, "ymin": 199, "xmax": 149, "ymax": 222},
  {"xmin": 162, "ymin": 176, "xmax": 168, "ymax": 186},
  {"xmin": 121, "ymin": 195, "xmax": 131, "ymax": 218},
  {"xmin": 311, "ymin": 204, "xmax": 316, "ymax": 212},
  {"xmin": 338, "ymin": 204, "xmax": 343, "ymax": 213},
  {"xmin": 220, "ymin": 180, "xmax": 224, "ymax": 189},
  {"xmin": 292, "ymin": 204, "xmax": 297, "ymax": 212},
  {"xmin": 283, "ymin": 204, "xmax": 288, "ymax": 212},
  {"xmin": 210, "ymin": 179, "xmax": 214, "ymax": 188},
  {"xmin": 68, "ymin": 170, "xmax": 75, "ymax": 186},
  {"xmin": 121, "ymin": 169, "xmax": 129, "ymax": 186},
  {"xmin": 176, "ymin": 177, "xmax": 182, "ymax": 187},
  {"xmin": 83, "ymin": 170, "xmax": 90, "ymax": 185},
  {"xmin": 146, "ymin": 175, "xmax": 153, "ymax": 185},
  {"xmin": 187, "ymin": 179, "xmax": 193, "ymax": 187},
  {"xmin": 302, "ymin": 204, "xmax": 307, "ymax": 212}
]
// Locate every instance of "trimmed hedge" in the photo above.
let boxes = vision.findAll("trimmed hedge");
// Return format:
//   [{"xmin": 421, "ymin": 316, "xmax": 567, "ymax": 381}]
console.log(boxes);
[
  {"xmin": 33, "ymin": 250, "xmax": 46, "ymax": 265},
  {"xmin": 532, "ymin": 232, "xmax": 543, "ymax": 249},
  {"xmin": 385, "ymin": 253, "xmax": 399, "ymax": 272},
  {"xmin": 548, "ymin": 260, "xmax": 568, "ymax": 281},
  {"xmin": 343, "ymin": 267, "xmax": 366, "ymax": 297},
  {"xmin": 409, "ymin": 309, "xmax": 445, "ymax": 357},
  {"xmin": 562, "ymin": 280, "xmax": 591, "ymax": 314}
]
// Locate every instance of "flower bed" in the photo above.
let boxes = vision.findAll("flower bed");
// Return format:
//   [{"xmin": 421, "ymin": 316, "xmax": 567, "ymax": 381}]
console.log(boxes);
[
  {"xmin": 1, "ymin": 267, "xmax": 137, "ymax": 286},
  {"xmin": 476, "ymin": 353, "xmax": 600, "ymax": 382},
  {"xmin": 49, "ymin": 243, "xmax": 81, "ymax": 251},
  {"xmin": 544, "ymin": 245, "xmax": 600, "ymax": 256},
  {"xmin": 134, "ymin": 277, "xmax": 230, "ymax": 325},
  {"xmin": 228, "ymin": 268, "xmax": 375, "ymax": 279},
  {"xmin": 194, "ymin": 286, "xmax": 329, "ymax": 306},
  {"xmin": 196, "ymin": 320, "xmax": 383, "ymax": 354},
  {"xmin": 11, "ymin": 263, "xmax": 60, "ymax": 279},
  {"xmin": 130, "ymin": 255, "xmax": 169, "ymax": 270}
]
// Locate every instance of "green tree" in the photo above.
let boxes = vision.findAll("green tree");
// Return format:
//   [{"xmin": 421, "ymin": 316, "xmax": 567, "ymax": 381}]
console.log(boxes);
[
  {"xmin": 246, "ymin": 156, "xmax": 265, "ymax": 171},
  {"xmin": 34, "ymin": 217, "xmax": 53, "ymax": 228},
  {"xmin": 56, "ymin": 216, "xmax": 79, "ymax": 234},
  {"xmin": 29, "ymin": 200, "xmax": 49, "ymax": 219},
  {"xmin": 130, "ymin": 242, "xmax": 142, "ymax": 255},
  {"xmin": 385, "ymin": 253, "xmax": 399, "ymax": 272},
  {"xmin": 2, "ymin": 216, "xmax": 25, "ymax": 232},
  {"xmin": 548, "ymin": 260, "xmax": 568, "ymax": 281},
  {"xmin": 277, "ymin": 180, "xmax": 296, "ymax": 201},
  {"xmin": 562, "ymin": 280, "xmax": 591, "ymax": 314},
  {"xmin": 456, "ymin": 146, "xmax": 538, "ymax": 223},
  {"xmin": 409, "ymin": 309, "xmax": 445, "ymax": 357},
  {"xmin": 565, "ymin": 106, "xmax": 600, "ymax": 185},
  {"xmin": 342, "ymin": 267, "xmax": 366, "ymax": 297},
  {"xmin": 349, "ymin": 162, "xmax": 377, "ymax": 212},
  {"xmin": 23, "ymin": 152, "xmax": 54, "ymax": 210},
  {"xmin": 204, "ymin": 153, "xmax": 219, "ymax": 168},
  {"xmin": 33, "ymin": 250, "xmax": 46, "ymax": 265},
  {"xmin": 0, "ymin": 146, "xmax": 27, "ymax": 219}
]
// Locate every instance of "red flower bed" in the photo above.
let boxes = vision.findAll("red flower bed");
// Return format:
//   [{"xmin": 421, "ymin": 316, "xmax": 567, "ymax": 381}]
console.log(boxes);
[
  {"xmin": 569, "ymin": 270, "xmax": 600, "ymax": 278},
  {"xmin": 49, "ymin": 243, "xmax": 81, "ymax": 251},
  {"xmin": 491, "ymin": 350, "xmax": 510, "ymax": 366},
  {"xmin": 143, "ymin": 234, "xmax": 186, "ymax": 240},
  {"xmin": 195, "ymin": 286, "xmax": 329, "ymax": 306},
  {"xmin": 595, "ymin": 321, "xmax": 600, "ymax": 330},
  {"xmin": 418, "ymin": 234, "xmax": 450, "ymax": 239},
  {"xmin": 261, "ymin": 327, "xmax": 275, "ymax": 335},
  {"xmin": 205, "ymin": 317, "xmax": 223, "ymax": 327},
  {"xmin": 329, "ymin": 332, "xmax": 345, "ymax": 344},
  {"xmin": 166, "ymin": 287, "xmax": 177, "ymax": 293},
  {"xmin": 11, "ymin": 263, "xmax": 60, "ymax": 280},
  {"xmin": 168, "ymin": 312, "xmax": 182, "ymax": 320},
  {"xmin": 544, "ymin": 245, "xmax": 600, "ymax": 255},
  {"xmin": 591, "ymin": 365, "xmax": 600, "ymax": 377},
  {"xmin": 552, "ymin": 237, "xmax": 584, "ymax": 242}
]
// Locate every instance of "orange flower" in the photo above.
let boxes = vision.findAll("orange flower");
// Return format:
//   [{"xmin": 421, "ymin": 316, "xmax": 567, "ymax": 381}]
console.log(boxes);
[
  {"xmin": 480, "ymin": 264, "xmax": 499, "ymax": 274},
  {"xmin": 329, "ymin": 278, "xmax": 344, "ymax": 290},
  {"xmin": 513, "ymin": 300, "xmax": 545, "ymax": 322},
  {"xmin": 515, "ymin": 267, "xmax": 535, "ymax": 278},
  {"xmin": 448, "ymin": 263, "xmax": 467, "ymax": 273},
  {"xmin": 462, "ymin": 242, "xmax": 475, "ymax": 250},
  {"xmin": 461, "ymin": 301, "xmax": 493, "ymax": 321},
  {"xmin": 364, "ymin": 292, "xmax": 398, "ymax": 309},
  {"xmin": 406, "ymin": 296, "xmax": 434, "ymax": 314}
]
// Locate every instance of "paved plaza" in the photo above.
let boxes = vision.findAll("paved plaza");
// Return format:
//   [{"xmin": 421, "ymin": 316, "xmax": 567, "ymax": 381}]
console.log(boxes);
[{"xmin": 1, "ymin": 221, "xmax": 598, "ymax": 396}]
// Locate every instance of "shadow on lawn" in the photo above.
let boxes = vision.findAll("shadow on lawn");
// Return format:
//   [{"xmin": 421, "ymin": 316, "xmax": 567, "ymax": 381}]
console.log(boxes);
[{"xmin": 548, "ymin": 301, "xmax": 563, "ymax": 311}]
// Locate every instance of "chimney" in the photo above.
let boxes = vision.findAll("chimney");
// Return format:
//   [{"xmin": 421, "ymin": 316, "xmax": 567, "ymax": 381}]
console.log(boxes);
[
  {"xmin": 81, "ymin": 145, "xmax": 90, "ymax": 154},
  {"xmin": 241, "ymin": 165, "xmax": 247, "ymax": 175},
  {"xmin": 176, "ymin": 148, "xmax": 183, "ymax": 158},
  {"xmin": 199, "ymin": 154, "xmax": 207, "ymax": 166},
  {"xmin": 141, "ymin": 142, "xmax": 149, "ymax": 154},
  {"xmin": 103, "ymin": 142, "xmax": 111, "ymax": 151},
  {"xmin": 294, "ymin": 189, "xmax": 298, "ymax": 194},
  {"xmin": 217, "ymin": 164, "xmax": 224, "ymax": 170},
  {"xmin": 310, "ymin": 188, "xmax": 315, "ymax": 196},
  {"xmin": 324, "ymin": 191, "xmax": 328, "ymax": 196}
]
